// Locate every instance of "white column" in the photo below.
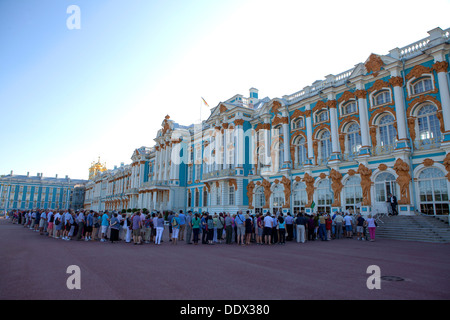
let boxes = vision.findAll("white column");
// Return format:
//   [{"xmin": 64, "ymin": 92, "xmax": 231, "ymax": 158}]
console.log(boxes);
[
  {"xmin": 355, "ymin": 84, "xmax": 371, "ymax": 155},
  {"xmin": 305, "ymin": 105, "xmax": 314, "ymax": 161},
  {"xmin": 282, "ymin": 118, "xmax": 290, "ymax": 167},
  {"xmin": 263, "ymin": 116, "xmax": 271, "ymax": 166},
  {"xmin": 329, "ymin": 103, "xmax": 340, "ymax": 154},
  {"xmin": 433, "ymin": 60, "xmax": 450, "ymax": 138}
]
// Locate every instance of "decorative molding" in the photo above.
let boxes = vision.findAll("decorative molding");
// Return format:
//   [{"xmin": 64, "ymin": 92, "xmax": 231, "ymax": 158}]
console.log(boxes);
[
  {"xmin": 262, "ymin": 179, "xmax": 272, "ymax": 208},
  {"xmin": 355, "ymin": 89, "xmax": 367, "ymax": 99},
  {"xmin": 246, "ymin": 181, "xmax": 255, "ymax": 209},
  {"xmin": 281, "ymin": 176, "xmax": 291, "ymax": 208},
  {"xmin": 291, "ymin": 109, "xmax": 311, "ymax": 120},
  {"xmin": 347, "ymin": 169, "xmax": 356, "ymax": 176},
  {"xmin": 368, "ymin": 79, "xmax": 390, "ymax": 93},
  {"xmin": 433, "ymin": 61, "xmax": 449, "ymax": 73},
  {"xmin": 319, "ymin": 172, "xmax": 327, "ymax": 180},
  {"xmin": 271, "ymin": 101, "xmax": 282, "ymax": 114},
  {"xmin": 234, "ymin": 119, "xmax": 244, "ymax": 126},
  {"xmin": 389, "ymin": 76, "xmax": 403, "ymax": 87},
  {"xmin": 406, "ymin": 65, "xmax": 432, "ymax": 80},
  {"xmin": 326, "ymin": 100, "xmax": 337, "ymax": 109},
  {"xmin": 443, "ymin": 153, "xmax": 450, "ymax": 182},
  {"xmin": 229, "ymin": 179, "xmax": 237, "ymax": 190},
  {"xmin": 312, "ymin": 100, "xmax": 327, "ymax": 114},
  {"xmin": 338, "ymin": 90, "xmax": 356, "ymax": 103},
  {"xmin": 423, "ymin": 158, "xmax": 435, "ymax": 167},
  {"xmin": 303, "ymin": 173, "xmax": 315, "ymax": 207},
  {"xmin": 365, "ymin": 54, "xmax": 384, "ymax": 77},
  {"xmin": 330, "ymin": 169, "xmax": 343, "ymax": 207},
  {"xmin": 272, "ymin": 116, "xmax": 289, "ymax": 127},
  {"xmin": 378, "ymin": 164, "xmax": 388, "ymax": 171},
  {"xmin": 357, "ymin": 164, "xmax": 372, "ymax": 206},
  {"xmin": 219, "ymin": 104, "xmax": 228, "ymax": 113}
]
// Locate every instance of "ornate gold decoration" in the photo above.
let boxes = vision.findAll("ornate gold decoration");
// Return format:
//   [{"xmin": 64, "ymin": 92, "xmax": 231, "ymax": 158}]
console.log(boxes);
[
  {"xmin": 281, "ymin": 176, "xmax": 291, "ymax": 208},
  {"xmin": 162, "ymin": 116, "xmax": 171, "ymax": 135},
  {"xmin": 433, "ymin": 61, "xmax": 449, "ymax": 73},
  {"xmin": 246, "ymin": 181, "xmax": 255, "ymax": 209},
  {"xmin": 393, "ymin": 158, "xmax": 412, "ymax": 205},
  {"xmin": 272, "ymin": 116, "xmax": 289, "ymax": 127},
  {"xmin": 378, "ymin": 164, "xmax": 388, "ymax": 171},
  {"xmin": 271, "ymin": 101, "xmax": 282, "ymax": 114},
  {"xmin": 326, "ymin": 100, "xmax": 337, "ymax": 109},
  {"xmin": 368, "ymin": 79, "xmax": 390, "ymax": 92},
  {"xmin": 355, "ymin": 89, "xmax": 367, "ymax": 99},
  {"xmin": 313, "ymin": 123, "xmax": 331, "ymax": 140},
  {"xmin": 357, "ymin": 164, "xmax": 372, "ymax": 206},
  {"xmin": 370, "ymin": 126, "xmax": 377, "ymax": 147},
  {"xmin": 319, "ymin": 172, "xmax": 327, "ymax": 180},
  {"xmin": 294, "ymin": 176, "xmax": 301, "ymax": 182},
  {"xmin": 389, "ymin": 76, "xmax": 403, "ymax": 87},
  {"xmin": 255, "ymin": 123, "xmax": 271, "ymax": 132},
  {"xmin": 347, "ymin": 169, "xmax": 356, "ymax": 176},
  {"xmin": 407, "ymin": 117, "xmax": 416, "ymax": 141},
  {"xmin": 339, "ymin": 133, "xmax": 346, "ymax": 154},
  {"xmin": 338, "ymin": 116, "xmax": 360, "ymax": 133},
  {"xmin": 312, "ymin": 100, "xmax": 327, "ymax": 114},
  {"xmin": 303, "ymin": 173, "xmax": 315, "ymax": 207},
  {"xmin": 291, "ymin": 109, "xmax": 311, "ymax": 120},
  {"xmin": 365, "ymin": 54, "xmax": 384, "ymax": 77},
  {"xmin": 338, "ymin": 91, "xmax": 356, "ymax": 103},
  {"xmin": 406, "ymin": 65, "xmax": 432, "ymax": 80},
  {"xmin": 204, "ymin": 182, "xmax": 211, "ymax": 192},
  {"xmin": 219, "ymin": 104, "xmax": 228, "ymax": 113},
  {"xmin": 443, "ymin": 153, "xmax": 450, "ymax": 182},
  {"xmin": 234, "ymin": 119, "xmax": 244, "ymax": 126},
  {"xmin": 229, "ymin": 179, "xmax": 237, "ymax": 190},
  {"xmin": 423, "ymin": 158, "xmax": 435, "ymax": 167},
  {"xmin": 330, "ymin": 169, "xmax": 343, "ymax": 207},
  {"xmin": 313, "ymin": 140, "xmax": 319, "ymax": 165}
]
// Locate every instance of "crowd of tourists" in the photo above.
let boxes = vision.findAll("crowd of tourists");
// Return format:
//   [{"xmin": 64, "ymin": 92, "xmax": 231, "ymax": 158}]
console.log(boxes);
[{"xmin": 5, "ymin": 208, "xmax": 378, "ymax": 245}]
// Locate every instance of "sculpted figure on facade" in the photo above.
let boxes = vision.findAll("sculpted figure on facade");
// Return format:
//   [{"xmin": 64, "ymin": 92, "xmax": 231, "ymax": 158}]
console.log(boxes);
[
  {"xmin": 303, "ymin": 173, "xmax": 315, "ymax": 207},
  {"xmin": 246, "ymin": 181, "xmax": 255, "ymax": 209},
  {"xmin": 281, "ymin": 176, "xmax": 291, "ymax": 208},
  {"xmin": 393, "ymin": 158, "xmax": 412, "ymax": 205},
  {"xmin": 357, "ymin": 164, "xmax": 372, "ymax": 206},
  {"xmin": 261, "ymin": 179, "xmax": 272, "ymax": 208},
  {"xmin": 330, "ymin": 169, "xmax": 343, "ymax": 207},
  {"xmin": 443, "ymin": 153, "xmax": 450, "ymax": 182}
]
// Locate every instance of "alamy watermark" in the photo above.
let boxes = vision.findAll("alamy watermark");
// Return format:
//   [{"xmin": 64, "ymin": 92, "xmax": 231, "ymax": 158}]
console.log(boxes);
[
  {"xmin": 66, "ymin": 5, "xmax": 81, "ymax": 30},
  {"xmin": 366, "ymin": 265, "xmax": 381, "ymax": 290},
  {"xmin": 66, "ymin": 265, "xmax": 81, "ymax": 290}
]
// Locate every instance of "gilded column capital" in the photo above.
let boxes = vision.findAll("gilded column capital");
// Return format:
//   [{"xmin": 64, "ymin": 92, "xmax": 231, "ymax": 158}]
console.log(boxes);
[
  {"xmin": 389, "ymin": 76, "xmax": 403, "ymax": 87},
  {"xmin": 355, "ymin": 89, "xmax": 367, "ymax": 99},
  {"xmin": 433, "ymin": 61, "xmax": 449, "ymax": 73}
]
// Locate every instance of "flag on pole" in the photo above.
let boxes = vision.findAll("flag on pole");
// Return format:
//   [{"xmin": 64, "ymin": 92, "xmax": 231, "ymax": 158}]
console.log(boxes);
[
  {"xmin": 201, "ymin": 97, "xmax": 210, "ymax": 107},
  {"xmin": 311, "ymin": 201, "xmax": 316, "ymax": 210}
]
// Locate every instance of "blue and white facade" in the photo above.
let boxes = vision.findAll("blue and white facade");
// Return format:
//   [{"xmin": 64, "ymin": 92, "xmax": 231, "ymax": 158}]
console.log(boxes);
[
  {"xmin": 84, "ymin": 27, "xmax": 450, "ymax": 216},
  {"xmin": 0, "ymin": 171, "xmax": 87, "ymax": 212}
]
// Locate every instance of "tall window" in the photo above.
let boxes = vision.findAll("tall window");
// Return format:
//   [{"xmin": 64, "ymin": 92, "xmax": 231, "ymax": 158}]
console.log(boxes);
[
  {"xmin": 203, "ymin": 188, "xmax": 208, "ymax": 207},
  {"xmin": 229, "ymin": 186, "xmax": 235, "ymax": 205},
  {"xmin": 187, "ymin": 190, "xmax": 192, "ymax": 207},
  {"xmin": 195, "ymin": 188, "xmax": 200, "ymax": 207},
  {"xmin": 293, "ymin": 118, "xmax": 304, "ymax": 129},
  {"xmin": 295, "ymin": 136, "xmax": 307, "ymax": 167},
  {"xmin": 316, "ymin": 110, "xmax": 328, "ymax": 123},
  {"xmin": 320, "ymin": 130, "xmax": 332, "ymax": 162},
  {"xmin": 216, "ymin": 186, "xmax": 221, "ymax": 206},
  {"xmin": 375, "ymin": 172, "xmax": 397, "ymax": 202},
  {"xmin": 316, "ymin": 179, "xmax": 333, "ymax": 213},
  {"xmin": 347, "ymin": 123, "xmax": 362, "ymax": 154},
  {"xmin": 272, "ymin": 184, "xmax": 285, "ymax": 214},
  {"xmin": 418, "ymin": 168, "xmax": 449, "ymax": 215},
  {"xmin": 379, "ymin": 114, "xmax": 397, "ymax": 146},
  {"xmin": 293, "ymin": 182, "xmax": 307, "ymax": 214},
  {"xmin": 344, "ymin": 176, "xmax": 363, "ymax": 213},
  {"xmin": 255, "ymin": 186, "xmax": 265, "ymax": 213},
  {"xmin": 417, "ymin": 104, "xmax": 441, "ymax": 141}
]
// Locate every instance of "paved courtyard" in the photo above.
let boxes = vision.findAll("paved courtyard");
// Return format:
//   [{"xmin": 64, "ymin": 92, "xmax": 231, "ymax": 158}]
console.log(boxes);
[{"xmin": 1, "ymin": 219, "xmax": 449, "ymax": 300}]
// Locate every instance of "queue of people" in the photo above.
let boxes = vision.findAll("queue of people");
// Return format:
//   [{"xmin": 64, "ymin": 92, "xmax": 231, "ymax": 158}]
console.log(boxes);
[{"xmin": 5, "ymin": 208, "xmax": 377, "ymax": 245}]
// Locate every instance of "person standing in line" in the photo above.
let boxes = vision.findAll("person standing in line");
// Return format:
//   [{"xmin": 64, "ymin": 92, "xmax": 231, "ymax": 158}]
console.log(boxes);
[
  {"xmin": 85, "ymin": 210, "xmax": 93, "ymax": 241},
  {"xmin": 318, "ymin": 213, "xmax": 326, "ymax": 241},
  {"xmin": 167, "ymin": 211, "xmax": 174, "ymax": 242},
  {"xmin": 244, "ymin": 214, "xmax": 253, "ymax": 245},
  {"xmin": 263, "ymin": 212, "xmax": 273, "ymax": 245},
  {"xmin": 234, "ymin": 210, "xmax": 246, "ymax": 246},
  {"xmin": 307, "ymin": 214, "xmax": 315, "ymax": 241},
  {"xmin": 224, "ymin": 213, "xmax": 233, "ymax": 245},
  {"xmin": 47, "ymin": 210, "xmax": 54, "ymax": 238},
  {"xmin": 296, "ymin": 213, "xmax": 306, "ymax": 243},
  {"xmin": 109, "ymin": 213, "xmax": 120, "ymax": 243},
  {"xmin": 334, "ymin": 212, "xmax": 344, "ymax": 239},
  {"xmin": 178, "ymin": 210, "xmax": 186, "ymax": 241},
  {"xmin": 216, "ymin": 213, "xmax": 224, "ymax": 244},
  {"xmin": 343, "ymin": 213, "xmax": 353, "ymax": 238},
  {"xmin": 185, "ymin": 211, "xmax": 193, "ymax": 244},
  {"xmin": 191, "ymin": 213, "xmax": 201, "ymax": 245},
  {"xmin": 101, "ymin": 211, "xmax": 110, "ymax": 242},
  {"xmin": 53, "ymin": 210, "xmax": 62, "ymax": 239},
  {"xmin": 64, "ymin": 210, "xmax": 75, "ymax": 241},
  {"xmin": 278, "ymin": 214, "xmax": 286, "ymax": 245},
  {"xmin": 325, "ymin": 214, "xmax": 332, "ymax": 241},
  {"xmin": 144, "ymin": 214, "xmax": 153, "ymax": 244},
  {"xmin": 356, "ymin": 214, "xmax": 366, "ymax": 241},
  {"xmin": 151, "ymin": 212, "xmax": 158, "ymax": 243},
  {"xmin": 366, "ymin": 214, "xmax": 377, "ymax": 241},
  {"xmin": 207, "ymin": 214, "xmax": 214, "ymax": 245},
  {"xmin": 171, "ymin": 213, "xmax": 180, "ymax": 245},
  {"xmin": 76, "ymin": 210, "xmax": 85, "ymax": 241},
  {"xmin": 39, "ymin": 210, "xmax": 47, "ymax": 235},
  {"xmin": 271, "ymin": 213, "xmax": 278, "ymax": 244},
  {"xmin": 155, "ymin": 213, "xmax": 165, "ymax": 245},
  {"xmin": 131, "ymin": 211, "xmax": 142, "ymax": 245},
  {"xmin": 256, "ymin": 213, "xmax": 263, "ymax": 245},
  {"xmin": 285, "ymin": 212, "xmax": 294, "ymax": 241}
]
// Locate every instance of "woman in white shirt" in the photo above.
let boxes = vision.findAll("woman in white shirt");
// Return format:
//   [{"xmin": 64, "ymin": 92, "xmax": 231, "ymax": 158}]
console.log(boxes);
[{"xmin": 366, "ymin": 214, "xmax": 377, "ymax": 241}]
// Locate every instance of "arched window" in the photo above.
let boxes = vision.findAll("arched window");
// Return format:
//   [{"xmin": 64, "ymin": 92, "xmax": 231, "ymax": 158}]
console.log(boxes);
[
  {"xmin": 347, "ymin": 123, "xmax": 362, "ymax": 155},
  {"xmin": 378, "ymin": 114, "xmax": 397, "ymax": 146},
  {"xmin": 195, "ymin": 188, "xmax": 200, "ymax": 207},
  {"xmin": 203, "ymin": 188, "xmax": 208, "ymax": 207},
  {"xmin": 319, "ymin": 130, "xmax": 332, "ymax": 162},
  {"xmin": 373, "ymin": 90, "xmax": 391, "ymax": 106},
  {"xmin": 294, "ymin": 136, "xmax": 307, "ymax": 168},
  {"xmin": 412, "ymin": 77, "xmax": 433, "ymax": 95},
  {"xmin": 344, "ymin": 176, "xmax": 363, "ymax": 213},
  {"xmin": 316, "ymin": 179, "xmax": 333, "ymax": 213},
  {"xmin": 375, "ymin": 172, "xmax": 397, "ymax": 202},
  {"xmin": 342, "ymin": 101, "xmax": 357, "ymax": 115},
  {"xmin": 418, "ymin": 168, "xmax": 449, "ymax": 215},
  {"xmin": 293, "ymin": 182, "xmax": 307, "ymax": 214},
  {"xmin": 293, "ymin": 118, "xmax": 304, "ymax": 129},
  {"xmin": 316, "ymin": 110, "xmax": 328, "ymax": 123},
  {"xmin": 417, "ymin": 104, "xmax": 441, "ymax": 141}
]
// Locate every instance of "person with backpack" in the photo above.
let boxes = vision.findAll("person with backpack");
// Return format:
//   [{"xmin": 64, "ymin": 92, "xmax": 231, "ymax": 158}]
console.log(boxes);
[
  {"xmin": 278, "ymin": 214, "xmax": 286, "ymax": 245},
  {"xmin": 155, "ymin": 213, "xmax": 165, "ymax": 245}
]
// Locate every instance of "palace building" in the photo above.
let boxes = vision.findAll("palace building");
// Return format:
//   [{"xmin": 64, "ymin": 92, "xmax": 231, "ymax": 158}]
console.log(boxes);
[
  {"xmin": 83, "ymin": 27, "xmax": 450, "ymax": 216},
  {"xmin": 0, "ymin": 171, "xmax": 87, "ymax": 212}
]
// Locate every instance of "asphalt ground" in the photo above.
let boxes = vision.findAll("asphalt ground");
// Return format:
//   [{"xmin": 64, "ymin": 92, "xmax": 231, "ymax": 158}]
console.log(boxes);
[{"xmin": 1, "ymin": 219, "xmax": 449, "ymax": 301}]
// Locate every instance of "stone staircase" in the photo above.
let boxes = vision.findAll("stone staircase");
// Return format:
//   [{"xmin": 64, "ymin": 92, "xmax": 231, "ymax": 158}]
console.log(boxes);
[{"xmin": 375, "ymin": 215, "xmax": 450, "ymax": 243}]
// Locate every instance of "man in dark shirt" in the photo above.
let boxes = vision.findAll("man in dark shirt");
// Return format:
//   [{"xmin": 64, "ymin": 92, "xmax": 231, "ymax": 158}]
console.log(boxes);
[
  {"xmin": 295, "ymin": 213, "xmax": 307, "ymax": 243},
  {"xmin": 356, "ymin": 214, "xmax": 365, "ymax": 241}
]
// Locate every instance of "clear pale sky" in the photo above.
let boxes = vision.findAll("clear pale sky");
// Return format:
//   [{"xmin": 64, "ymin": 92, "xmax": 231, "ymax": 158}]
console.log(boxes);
[{"xmin": 1, "ymin": 0, "xmax": 449, "ymax": 180}]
